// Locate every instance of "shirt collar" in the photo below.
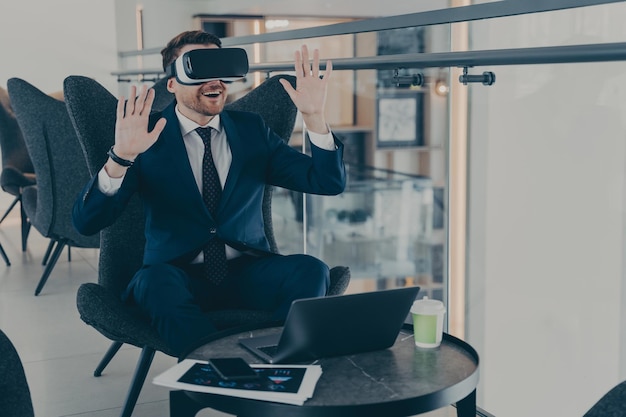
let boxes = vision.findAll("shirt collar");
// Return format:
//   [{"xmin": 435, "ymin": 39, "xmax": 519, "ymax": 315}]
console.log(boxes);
[{"xmin": 175, "ymin": 105, "xmax": 222, "ymax": 137}]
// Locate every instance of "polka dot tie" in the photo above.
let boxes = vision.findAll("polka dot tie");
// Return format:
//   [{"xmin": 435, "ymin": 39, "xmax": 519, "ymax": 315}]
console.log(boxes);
[{"xmin": 196, "ymin": 127, "xmax": 227, "ymax": 285}]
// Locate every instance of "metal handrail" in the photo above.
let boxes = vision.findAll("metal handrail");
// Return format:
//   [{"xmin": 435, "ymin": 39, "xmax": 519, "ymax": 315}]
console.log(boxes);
[{"xmin": 112, "ymin": 42, "xmax": 626, "ymax": 80}]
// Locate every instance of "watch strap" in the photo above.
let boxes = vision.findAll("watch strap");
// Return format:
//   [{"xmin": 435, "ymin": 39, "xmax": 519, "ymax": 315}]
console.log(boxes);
[{"xmin": 107, "ymin": 146, "xmax": 134, "ymax": 167}]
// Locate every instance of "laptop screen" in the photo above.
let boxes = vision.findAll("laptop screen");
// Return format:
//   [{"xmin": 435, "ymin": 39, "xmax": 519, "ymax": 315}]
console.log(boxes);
[{"xmin": 239, "ymin": 286, "xmax": 420, "ymax": 363}]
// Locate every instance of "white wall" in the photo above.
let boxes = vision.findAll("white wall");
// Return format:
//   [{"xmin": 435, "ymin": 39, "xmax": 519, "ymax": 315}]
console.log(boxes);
[
  {"xmin": 0, "ymin": 1, "xmax": 117, "ymax": 94},
  {"xmin": 467, "ymin": 4, "xmax": 626, "ymax": 416}
]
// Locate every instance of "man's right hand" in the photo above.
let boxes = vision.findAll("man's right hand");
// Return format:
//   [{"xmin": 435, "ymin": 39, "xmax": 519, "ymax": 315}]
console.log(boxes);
[{"xmin": 105, "ymin": 85, "xmax": 167, "ymax": 178}]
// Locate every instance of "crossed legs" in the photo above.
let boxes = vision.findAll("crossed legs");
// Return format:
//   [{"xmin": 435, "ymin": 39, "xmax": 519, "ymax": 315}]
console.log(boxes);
[{"xmin": 127, "ymin": 254, "xmax": 329, "ymax": 356}]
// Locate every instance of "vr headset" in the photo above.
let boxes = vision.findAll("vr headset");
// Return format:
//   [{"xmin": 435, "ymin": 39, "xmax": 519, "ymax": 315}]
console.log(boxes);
[{"xmin": 165, "ymin": 48, "xmax": 249, "ymax": 85}]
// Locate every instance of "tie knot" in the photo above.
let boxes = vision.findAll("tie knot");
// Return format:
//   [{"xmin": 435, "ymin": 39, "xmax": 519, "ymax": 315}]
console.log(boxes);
[{"xmin": 196, "ymin": 127, "xmax": 212, "ymax": 145}]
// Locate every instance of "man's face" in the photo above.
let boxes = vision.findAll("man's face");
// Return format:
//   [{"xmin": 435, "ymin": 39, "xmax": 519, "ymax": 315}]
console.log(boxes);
[{"xmin": 166, "ymin": 43, "xmax": 228, "ymax": 124}]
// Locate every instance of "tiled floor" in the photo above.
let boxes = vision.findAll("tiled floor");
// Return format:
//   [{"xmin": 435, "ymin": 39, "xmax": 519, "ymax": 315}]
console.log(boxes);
[{"xmin": 0, "ymin": 192, "xmax": 460, "ymax": 417}]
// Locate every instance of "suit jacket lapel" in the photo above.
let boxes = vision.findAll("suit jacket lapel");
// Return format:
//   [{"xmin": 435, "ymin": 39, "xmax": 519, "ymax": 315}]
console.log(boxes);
[
  {"xmin": 219, "ymin": 111, "xmax": 244, "ymax": 209},
  {"xmin": 154, "ymin": 107, "xmax": 244, "ymax": 219},
  {"xmin": 157, "ymin": 103, "xmax": 208, "ymax": 215}
]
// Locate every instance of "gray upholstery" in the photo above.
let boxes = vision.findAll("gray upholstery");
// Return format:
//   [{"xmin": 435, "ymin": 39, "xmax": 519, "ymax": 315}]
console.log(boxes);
[
  {"xmin": 150, "ymin": 77, "xmax": 174, "ymax": 113},
  {"xmin": 7, "ymin": 78, "xmax": 100, "ymax": 295},
  {"xmin": 0, "ymin": 87, "xmax": 35, "ymax": 194},
  {"xmin": 0, "ymin": 86, "xmax": 36, "ymax": 253},
  {"xmin": 0, "ymin": 329, "xmax": 34, "ymax": 417},
  {"xmin": 583, "ymin": 380, "xmax": 626, "ymax": 417},
  {"xmin": 63, "ymin": 74, "xmax": 350, "ymax": 417}
]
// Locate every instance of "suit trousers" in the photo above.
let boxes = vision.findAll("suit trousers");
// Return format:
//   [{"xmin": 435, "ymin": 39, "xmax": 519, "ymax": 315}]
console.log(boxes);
[{"xmin": 127, "ymin": 253, "xmax": 330, "ymax": 356}]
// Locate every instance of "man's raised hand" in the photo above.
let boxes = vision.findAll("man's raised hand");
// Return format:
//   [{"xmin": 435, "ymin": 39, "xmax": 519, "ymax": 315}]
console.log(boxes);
[
  {"xmin": 279, "ymin": 45, "xmax": 333, "ymax": 134},
  {"xmin": 113, "ymin": 84, "xmax": 166, "ymax": 161}
]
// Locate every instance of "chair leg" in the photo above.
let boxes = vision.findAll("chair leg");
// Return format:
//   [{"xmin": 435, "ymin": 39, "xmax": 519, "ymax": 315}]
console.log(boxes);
[
  {"xmin": 20, "ymin": 199, "xmax": 30, "ymax": 252},
  {"xmin": 0, "ymin": 195, "xmax": 19, "ymax": 225},
  {"xmin": 120, "ymin": 346, "xmax": 156, "ymax": 417},
  {"xmin": 67, "ymin": 245, "xmax": 71, "ymax": 262},
  {"xmin": 42, "ymin": 239, "xmax": 56, "ymax": 266},
  {"xmin": 0, "ymin": 241, "xmax": 10, "ymax": 266},
  {"xmin": 94, "ymin": 341, "xmax": 124, "ymax": 377},
  {"xmin": 34, "ymin": 239, "xmax": 67, "ymax": 296}
]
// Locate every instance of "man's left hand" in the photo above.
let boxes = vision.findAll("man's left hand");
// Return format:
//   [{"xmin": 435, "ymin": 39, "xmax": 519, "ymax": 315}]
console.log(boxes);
[{"xmin": 280, "ymin": 45, "xmax": 333, "ymax": 134}]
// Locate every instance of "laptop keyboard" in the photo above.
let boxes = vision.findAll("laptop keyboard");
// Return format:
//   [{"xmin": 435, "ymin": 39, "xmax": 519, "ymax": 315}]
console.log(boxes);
[{"xmin": 258, "ymin": 344, "xmax": 279, "ymax": 357}]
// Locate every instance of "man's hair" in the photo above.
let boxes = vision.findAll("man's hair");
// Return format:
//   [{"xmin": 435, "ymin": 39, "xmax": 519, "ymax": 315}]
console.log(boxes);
[{"xmin": 161, "ymin": 30, "xmax": 222, "ymax": 71}]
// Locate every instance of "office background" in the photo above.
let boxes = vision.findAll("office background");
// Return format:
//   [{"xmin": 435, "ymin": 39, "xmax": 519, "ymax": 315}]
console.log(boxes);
[{"xmin": 2, "ymin": 1, "xmax": 626, "ymax": 416}]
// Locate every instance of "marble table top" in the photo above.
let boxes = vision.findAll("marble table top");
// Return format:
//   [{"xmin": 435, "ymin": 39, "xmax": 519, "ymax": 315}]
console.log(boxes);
[{"xmin": 180, "ymin": 323, "xmax": 479, "ymax": 417}]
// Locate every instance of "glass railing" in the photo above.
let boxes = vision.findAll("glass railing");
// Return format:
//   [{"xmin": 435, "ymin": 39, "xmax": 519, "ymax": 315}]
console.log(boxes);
[{"xmin": 274, "ymin": 165, "xmax": 441, "ymax": 295}]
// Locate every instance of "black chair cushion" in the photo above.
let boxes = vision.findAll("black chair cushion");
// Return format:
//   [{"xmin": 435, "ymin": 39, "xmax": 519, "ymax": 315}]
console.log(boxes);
[
  {"xmin": 77, "ymin": 282, "xmax": 276, "ymax": 353},
  {"xmin": 0, "ymin": 167, "xmax": 35, "ymax": 196},
  {"xmin": 7, "ymin": 78, "xmax": 99, "ymax": 249},
  {"xmin": 329, "ymin": 266, "xmax": 350, "ymax": 296},
  {"xmin": 76, "ymin": 283, "xmax": 174, "ymax": 355},
  {"xmin": 583, "ymin": 380, "xmax": 626, "ymax": 417},
  {"xmin": 0, "ymin": 329, "xmax": 34, "ymax": 417},
  {"xmin": 0, "ymin": 87, "xmax": 35, "ymax": 183}
]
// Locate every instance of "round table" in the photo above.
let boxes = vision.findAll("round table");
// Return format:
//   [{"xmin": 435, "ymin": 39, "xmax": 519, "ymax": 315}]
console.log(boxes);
[{"xmin": 169, "ymin": 323, "xmax": 479, "ymax": 417}]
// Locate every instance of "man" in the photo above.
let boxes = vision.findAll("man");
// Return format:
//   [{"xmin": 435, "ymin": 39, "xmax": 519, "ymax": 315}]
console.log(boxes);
[{"xmin": 72, "ymin": 31, "xmax": 345, "ymax": 356}]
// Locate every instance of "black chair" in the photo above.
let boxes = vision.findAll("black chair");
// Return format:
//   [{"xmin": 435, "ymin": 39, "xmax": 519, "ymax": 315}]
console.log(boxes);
[
  {"xmin": 0, "ymin": 329, "xmax": 35, "ymax": 417},
  {"xmin": 0, "ymin": 87, "xmax": 36, "ymax": 260},
  {"xmin": 150, "ymin": 77, "xmax": 174, "ymax": 112},
  {"xmin": 63, "ymin": 74, "xmax": 350, "ymax": 417},
  {"xmin": 7, "ymin": 78, "xmax": 100, "ymax": 295},
  {"xmin": 0, "ymin": 237, "xmax": 9, "ymax": 267},
  {"xmin": 583, "ymin": 380, "xmax": 626, "ymax": 417}
]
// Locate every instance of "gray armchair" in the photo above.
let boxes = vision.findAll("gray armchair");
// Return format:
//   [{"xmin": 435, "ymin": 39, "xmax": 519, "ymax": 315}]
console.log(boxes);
[
  {"xmin": 150, "ymin": 77, "xmax": 174, "ymax": 112},
  {"xmin": 583, "ymin": 380, "xmax": 626, "ymax": 417},
  {"xmin": 63, "ymin": 74, "xmax": 350, "ymax": 417},
  {"xmin": 7, "ymin": 78, "xmax": 100, "ymax": 295},
  {"xmin": 0, "ymin": 329, "xmax": 34, "ymax": 417},
  {"xmin": 0, "ymin": 86, "xmax": 36, "ymax": 259}
]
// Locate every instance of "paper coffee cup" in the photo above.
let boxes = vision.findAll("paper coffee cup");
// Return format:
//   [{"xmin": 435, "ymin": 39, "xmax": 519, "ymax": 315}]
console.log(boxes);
[{"xmin": 410, "ymin": 296, "xmax": 445, "ymax": 348}]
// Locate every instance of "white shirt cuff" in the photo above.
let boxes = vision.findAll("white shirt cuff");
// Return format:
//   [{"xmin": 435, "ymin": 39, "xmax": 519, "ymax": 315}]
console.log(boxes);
[
  {"xmin": 97, "ymin": 167, "xmax": 124, "ymax": 196},
  {"xmin": 307, "ymin": 128, "xmax": 336, "ymax": 151}
]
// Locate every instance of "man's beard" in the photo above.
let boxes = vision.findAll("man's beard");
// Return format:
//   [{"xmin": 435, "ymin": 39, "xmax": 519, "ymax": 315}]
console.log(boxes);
[{"xmin": 181, "ymin": 95, "xmax": 225, "ymax": 117}]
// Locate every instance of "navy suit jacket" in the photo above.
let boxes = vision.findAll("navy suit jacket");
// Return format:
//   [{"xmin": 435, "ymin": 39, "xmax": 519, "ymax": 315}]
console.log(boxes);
[{"xmin": 72, "ymin": 102, "xmax": 346, "ymax": 266}]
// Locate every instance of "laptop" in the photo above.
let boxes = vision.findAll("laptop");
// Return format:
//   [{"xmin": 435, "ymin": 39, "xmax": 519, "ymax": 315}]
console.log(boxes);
[{"xmin": 238, "ymin": 286, "xmax": 420, "ymax": 364}]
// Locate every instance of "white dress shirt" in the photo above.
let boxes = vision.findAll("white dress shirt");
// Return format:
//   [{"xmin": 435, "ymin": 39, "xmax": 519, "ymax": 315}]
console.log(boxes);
[{"xmin": 97, "ymin": 105, "xmax": 336, "ymax": 262}]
